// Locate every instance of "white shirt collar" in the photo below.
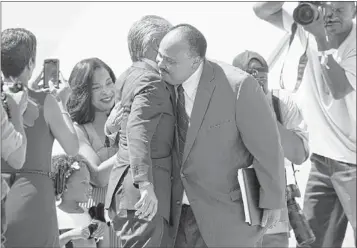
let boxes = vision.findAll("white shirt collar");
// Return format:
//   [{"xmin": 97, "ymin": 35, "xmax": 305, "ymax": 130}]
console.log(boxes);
[
  {"xmin": 141, "ymin": 58, "xmax": 159, "ymax": 71},
  {"xmin": 181, "ymin": 61, "xmax": 204, "ymax": 98}
]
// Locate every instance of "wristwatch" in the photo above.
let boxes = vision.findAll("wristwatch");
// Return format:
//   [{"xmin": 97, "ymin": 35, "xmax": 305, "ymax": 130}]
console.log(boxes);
[
  {"xmin": 318, "ymin": 49, "xmax": 337, "ymax": 69},
  {"xmin": 317, "ymin": 48, "xmax": 337, "ymax": 57},
  {"xmin": 138, "ymin": 181, "xmax": 153, "ymax": 189}
]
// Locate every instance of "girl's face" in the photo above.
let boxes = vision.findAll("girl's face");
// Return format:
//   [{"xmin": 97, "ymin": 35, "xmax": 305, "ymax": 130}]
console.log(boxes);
[
  {"xmin": 63, "ymin": 166, "xmax": 91, "ymax": 203},
  {"xmin": 91, "ymin": 67, "xmax": 115, "ymax": 113}
]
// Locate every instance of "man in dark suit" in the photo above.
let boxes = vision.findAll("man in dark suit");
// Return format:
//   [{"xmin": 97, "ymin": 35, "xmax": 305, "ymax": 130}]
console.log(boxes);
[
  {"xmin": 104, "ymin": 15, "xmax": 176, "ymax": 248},
  {"xmin": 157, "ymin": 24, "xmax": 286, "ymax": 247}
]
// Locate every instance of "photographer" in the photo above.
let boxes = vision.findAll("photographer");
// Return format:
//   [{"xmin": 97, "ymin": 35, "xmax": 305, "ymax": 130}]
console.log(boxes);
[
  {"xmin": 253, "ymin": 2, "xmax": 356, "ymax": 247},
  {"xmin": 233, "ymin": 51, "xmax": 311, "ymax": 248},
  {"xmin": 1, "ymin": 28, "xmax": 79, "ymax": 247}
]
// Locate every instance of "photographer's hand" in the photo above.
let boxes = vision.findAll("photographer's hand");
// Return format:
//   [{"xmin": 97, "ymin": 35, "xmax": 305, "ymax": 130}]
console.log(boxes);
[
  {"xmin": 302, "ymin": 7, "xmax": 331, "ymax": 50},
  {"xmin": 261, "ymin": 208, "xmax": 281, "ymax": 229}
]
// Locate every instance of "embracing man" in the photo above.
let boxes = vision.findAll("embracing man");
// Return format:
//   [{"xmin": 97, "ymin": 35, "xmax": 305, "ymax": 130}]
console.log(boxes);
[
  {"xmin": 104, "ymin": 15, "xmax": 176, "ymax": 248},
  {"xmin": 157, "ymin": 24, "xmax": 286, "ymax": 247}
]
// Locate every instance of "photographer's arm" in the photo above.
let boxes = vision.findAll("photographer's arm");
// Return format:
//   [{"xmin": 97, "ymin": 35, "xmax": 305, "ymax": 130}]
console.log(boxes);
[
  {"xmin": 275, "ymin": 92, "xmax": 309, "ymax": 165},
  {"xmin": 276, "ymin": 122, "xmax": 308, "ymax": 165},
  {"xmin": 253, "ymin": 2, "xmax": 286, "ymax": 30}
]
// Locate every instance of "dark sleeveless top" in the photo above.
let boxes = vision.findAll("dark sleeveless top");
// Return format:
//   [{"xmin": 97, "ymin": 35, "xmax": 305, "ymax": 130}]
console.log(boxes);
[{"xmin": 2, "ymin": 89, "xmax": 60, "ymax": 248}]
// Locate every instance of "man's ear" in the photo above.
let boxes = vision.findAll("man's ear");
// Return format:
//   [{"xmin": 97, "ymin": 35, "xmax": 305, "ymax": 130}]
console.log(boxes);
[
  {"xmin": 27, "ymin": 58, "xmax": 35, "ymax": 71},
  {"xmin": 192, "ymin": 56, "xmax": 202, "ymax": 69}
]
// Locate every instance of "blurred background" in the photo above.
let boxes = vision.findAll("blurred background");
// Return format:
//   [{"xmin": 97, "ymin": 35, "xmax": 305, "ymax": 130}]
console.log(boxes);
[{"xmin": 1, "ymin": 1, "xmax": 354, "ymax": 247}]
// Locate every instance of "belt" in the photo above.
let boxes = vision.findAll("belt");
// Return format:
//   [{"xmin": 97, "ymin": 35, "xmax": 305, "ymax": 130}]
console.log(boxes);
[{"xmin": 2, "ymin": 169, "xmax": 55, "ymax": 179}]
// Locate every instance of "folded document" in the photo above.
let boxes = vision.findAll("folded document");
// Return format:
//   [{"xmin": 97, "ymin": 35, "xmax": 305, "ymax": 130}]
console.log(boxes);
[{"xmin": 237, "ymin": 167, "xmax": 263, "ymax": 226}]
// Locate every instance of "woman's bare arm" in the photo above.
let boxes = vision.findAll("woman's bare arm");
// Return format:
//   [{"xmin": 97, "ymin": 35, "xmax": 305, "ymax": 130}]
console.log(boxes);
[
  {"xmin": 44, "ymin": 94, "xmax": 79, "ymax": 156},
  {"xmin": 75, "ymin": 125, "xmax": 116, "ymax": 188}
]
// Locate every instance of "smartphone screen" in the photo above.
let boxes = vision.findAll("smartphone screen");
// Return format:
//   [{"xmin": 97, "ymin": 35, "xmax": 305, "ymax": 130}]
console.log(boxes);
[{"xmin": 43, "ymin": 59, "xmax": 59, "ymax": 88}]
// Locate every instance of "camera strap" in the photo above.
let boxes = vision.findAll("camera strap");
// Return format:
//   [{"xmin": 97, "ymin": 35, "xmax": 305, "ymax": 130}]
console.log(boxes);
[{"xmin": 279, "ymin": 22, "xmax": 309, "ymax": 93}]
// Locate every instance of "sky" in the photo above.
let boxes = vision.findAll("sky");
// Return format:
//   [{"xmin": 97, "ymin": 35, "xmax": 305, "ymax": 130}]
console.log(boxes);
[{"xmin": 1, "ymin": 1, "xmax": 301, "ymax": 90}]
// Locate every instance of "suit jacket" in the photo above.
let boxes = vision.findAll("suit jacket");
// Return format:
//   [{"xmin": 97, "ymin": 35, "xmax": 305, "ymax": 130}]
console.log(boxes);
[
  {"xmin": 170, "ymin": 60, "xmax": 286, "ymax": 247},
  {"xmin": 105, "ymin": 61, "xmax": 176, "ymax": 223}
]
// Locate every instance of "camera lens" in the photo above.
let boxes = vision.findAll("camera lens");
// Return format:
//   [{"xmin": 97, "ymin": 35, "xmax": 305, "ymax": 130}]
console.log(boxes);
[{"xmin": 293, "ymin": 3, "xmax": 318, "ymax": 25}]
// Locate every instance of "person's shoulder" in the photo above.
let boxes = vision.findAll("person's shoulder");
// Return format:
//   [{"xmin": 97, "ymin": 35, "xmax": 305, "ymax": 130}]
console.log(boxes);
[
  {"xmin": 118, "ymin": 64, "xmax": 161, "ymax": 90},
  {"xmin": 120, "ymin": 62, "xmax": 160, "ymax": 80},
  {"xmin": 208, "ymin": 59, "xmax": 250, "ymax": 88}
]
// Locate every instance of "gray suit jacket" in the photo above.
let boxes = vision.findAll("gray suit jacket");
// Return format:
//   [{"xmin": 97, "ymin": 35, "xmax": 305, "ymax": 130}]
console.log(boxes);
[
  {"xmin": 105, "ymin": 61, "xmax": 176, "ymax": 223},
  {"xmin": 170, "ymin": 60, "xmax": 286, "ymax": 247}
]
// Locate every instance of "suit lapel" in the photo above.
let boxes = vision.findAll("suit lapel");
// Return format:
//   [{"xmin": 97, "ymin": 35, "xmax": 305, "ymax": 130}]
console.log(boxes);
[{"xmin": 182, "ymin": 60, "xmax": 216, "ymax": 165}]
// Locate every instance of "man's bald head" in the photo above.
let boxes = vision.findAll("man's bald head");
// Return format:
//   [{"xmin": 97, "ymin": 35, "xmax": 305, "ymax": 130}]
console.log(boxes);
[
  {"xmin": 157, "ymin": 24, "xmax": 207, "ymax": 86},
  {"xmin": 164, "ymin": 24, "xmax": 207, "ymax": 59}
]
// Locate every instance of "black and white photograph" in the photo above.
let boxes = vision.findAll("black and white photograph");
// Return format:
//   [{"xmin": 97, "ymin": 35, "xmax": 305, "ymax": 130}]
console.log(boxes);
[{"xmin": 1, "ymin": 1, "xmax": 356, "ymax": 247}]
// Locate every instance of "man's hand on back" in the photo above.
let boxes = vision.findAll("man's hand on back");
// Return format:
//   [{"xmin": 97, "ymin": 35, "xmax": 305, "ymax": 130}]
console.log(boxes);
[{"xmin": 134, "ymin": 182, "xmax": 158, "ymax": 221}]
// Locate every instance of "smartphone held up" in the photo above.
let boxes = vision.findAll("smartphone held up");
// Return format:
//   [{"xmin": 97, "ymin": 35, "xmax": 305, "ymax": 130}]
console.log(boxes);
[{"xmin": 43, "ymin": 59, "xmax": 60, "ymax": 88}]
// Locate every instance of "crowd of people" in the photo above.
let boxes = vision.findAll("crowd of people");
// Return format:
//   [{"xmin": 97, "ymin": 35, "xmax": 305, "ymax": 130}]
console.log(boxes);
[{"xmin": 1, "ymin": 2, "xmax": 356, "ymax": 248}]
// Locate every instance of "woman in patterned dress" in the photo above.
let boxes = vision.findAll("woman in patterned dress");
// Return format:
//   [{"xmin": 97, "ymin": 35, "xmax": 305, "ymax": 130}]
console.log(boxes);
[{"xmin": 66, "ymin": 58, "xmax": 120, "ymax": 248}]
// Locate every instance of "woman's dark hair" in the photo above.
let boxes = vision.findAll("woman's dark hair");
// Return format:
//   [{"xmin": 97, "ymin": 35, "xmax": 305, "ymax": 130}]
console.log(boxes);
[{"xmin": 67, "ymin": 58, "xmax": 116, "ymax": 125}]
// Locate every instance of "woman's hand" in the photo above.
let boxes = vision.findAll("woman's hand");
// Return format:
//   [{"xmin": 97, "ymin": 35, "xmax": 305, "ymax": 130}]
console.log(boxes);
[
  {"xmin": 48, "ymin": 72, "xmax": 72, "ymax": 105},
  {"xmin": 5, "ymin": 93, "xmax": 22, "ymax": 121},
  {"xmin": 3, "ymin": 88, "xmax": 28, "ymax": 116}
]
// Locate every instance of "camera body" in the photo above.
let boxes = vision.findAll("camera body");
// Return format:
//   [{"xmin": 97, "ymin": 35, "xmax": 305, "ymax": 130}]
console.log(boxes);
[
  {"xmin": 293, "ymin": 1, "xmax": 322, "ymax": 25},
  {"xmin": 286, "ymin": 184, "xmax": 316, "ymax": 246}
]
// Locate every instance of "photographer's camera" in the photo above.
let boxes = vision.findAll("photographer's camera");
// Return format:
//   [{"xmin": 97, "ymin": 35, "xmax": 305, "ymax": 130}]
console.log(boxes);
[
  {"xmin": 293, "ymin": 2, "xmax": 322, "ymax": 25},
  {"xmin": 286, "ymin": 184, "xmax": 316, "ymax": 246}
]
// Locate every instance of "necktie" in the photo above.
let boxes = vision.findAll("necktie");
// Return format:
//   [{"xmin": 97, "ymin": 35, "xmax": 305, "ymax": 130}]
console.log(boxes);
[{"xmin": 176, "ymin": 85, "xmax": 189, "ymax": 162}]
